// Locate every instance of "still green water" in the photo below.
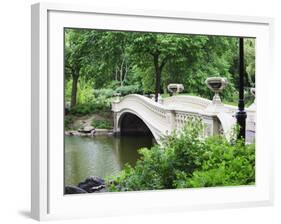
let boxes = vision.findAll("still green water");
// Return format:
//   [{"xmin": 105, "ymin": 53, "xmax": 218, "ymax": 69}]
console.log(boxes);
[{"xmin": 65, "ymin": 135, "xmax": 153, "ymax": 186}]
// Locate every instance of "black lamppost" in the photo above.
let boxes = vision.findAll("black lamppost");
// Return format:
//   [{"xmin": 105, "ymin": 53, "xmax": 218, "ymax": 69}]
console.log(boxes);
[{"xmin": 236, "ymin": 37, "xmax": 247, "ymax": 140}]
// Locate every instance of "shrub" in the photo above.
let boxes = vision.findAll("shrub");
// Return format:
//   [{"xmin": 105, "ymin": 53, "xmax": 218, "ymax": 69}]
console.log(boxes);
[
  {"xmin": 92, "ymin": 85, "xmax": 142, "ymax": 98},
  {"xmin": 69, "ymin": 97, "xmax": 111, "ymax": 115},
  {"xmin": 115, "ymin": 85, "xmax": 142, "ymax": 96},
  {"xmin": 106, "ymin": 119, "xmax": 255, "ymax": 191},
  {"xmin": 173, "ymin": 136, "xmax": 255, "ymax": 188},
  {"xmin": 64, "ymin": 115, "xmax": 74, "ymax": 130},
  {"xmin": 69, "ymin": 104, "xmax": 94, "ymax": 115},
  {"xmin": 91, "ymin": 118, "xmax": 112, "ymax": 129},
  {"xmin": 93, "ymin": 88, "xmax": 115, "ymax": 98},
  {"xmin": 70, "ymin": 85, "xmax": 142, "ymax": 116}
]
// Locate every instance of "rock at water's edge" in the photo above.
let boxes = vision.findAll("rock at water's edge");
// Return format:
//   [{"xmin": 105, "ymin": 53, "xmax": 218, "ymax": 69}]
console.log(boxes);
[
  {"xmin": 78, "ymin": 176, "xmax": 105, "ymax": 192},
  {"xmin": 65, "ymin": 185, "xmax": 87, "ymax": 194},
  {"xmin": 78, "ymin": 125, "xmax": 95, "ymax": 133}
]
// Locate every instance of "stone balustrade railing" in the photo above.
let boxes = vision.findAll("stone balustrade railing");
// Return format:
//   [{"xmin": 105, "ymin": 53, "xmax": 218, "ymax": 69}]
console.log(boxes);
[{"xmin": 112, "ymin": 94, "xmax": 256, "ymax": 143}]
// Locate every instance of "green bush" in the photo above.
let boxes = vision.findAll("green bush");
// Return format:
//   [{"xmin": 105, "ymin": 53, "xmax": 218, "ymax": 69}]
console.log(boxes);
[
  {"xmin": 174, "ymin": 136, "xmax": 255, "ymax": 188},
  {"xmin": 69, "ymin": 104, "xmax": 93, "ymax": 115},
  {"xmin": 64, "ymin": 115, "xmax": 74, "ymax": 130},
  {"xmin": 93, "ymin": 88, "xmax": 115, "ymax": 98},
  {"xmin": 93, "ymin": 85, "xmax": 142, "ymax": 98},
  {"xmin": 91, "ymin": 118, "xmax": 112, "ymax": 129},
  {"xmin": 70, "ymin": 84, "xmax": 142, "ymax": 116},
  {"xmin": 106, "ymin": 119, "xmax": 255, "ymax": 191},
  {"xmin": 115, "ymin": 85, "xmax": 142, "ymax": 96},
  {"xmin": 69, "ymin": 97, "xmax": 111, "ymax": 115}
]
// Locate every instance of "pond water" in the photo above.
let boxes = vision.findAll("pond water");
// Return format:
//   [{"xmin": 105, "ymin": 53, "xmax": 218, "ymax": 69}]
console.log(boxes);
[{"xmin": 64, "ymin": 135, "xmax": 154, "ymax": 186}]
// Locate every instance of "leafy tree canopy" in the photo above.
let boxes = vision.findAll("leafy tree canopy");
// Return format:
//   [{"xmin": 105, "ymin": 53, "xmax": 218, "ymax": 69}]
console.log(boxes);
[{"xmin": 64, "ymin": 28, "xmax": 255, "ymax": 108}]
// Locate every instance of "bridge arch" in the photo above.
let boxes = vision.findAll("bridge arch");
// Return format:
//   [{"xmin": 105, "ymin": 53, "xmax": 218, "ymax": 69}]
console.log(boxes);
[
  {"xmin": 119, "ymin": 112, "xmax": 153, "ymax": 137},
  {"xmin": 116, "ymin": 109, "xmax": 161, "ymax": 141}
]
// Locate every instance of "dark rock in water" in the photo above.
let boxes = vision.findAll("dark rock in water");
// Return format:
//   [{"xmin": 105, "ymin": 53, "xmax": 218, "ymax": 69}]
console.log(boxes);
[
  {"xmin": 90, "ymin": 184, "xmax": 107, "ymax": 193},
  {"xmin": 93, "ymin": 187, "xmax": 108, "ymax": 193},
  {"xmin": 78, "ymin": 176, "xmax": 105, "ymax": 192},
  {"xmin": 65, "ymin": 185, "xmax": 87, "ymax": 194}
]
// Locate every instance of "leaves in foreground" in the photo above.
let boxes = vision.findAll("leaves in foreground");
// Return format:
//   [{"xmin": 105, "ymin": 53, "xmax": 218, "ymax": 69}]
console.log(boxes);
[{"xmin": 106, "ymin": 120, "xmax": 255, "ymax": 191}]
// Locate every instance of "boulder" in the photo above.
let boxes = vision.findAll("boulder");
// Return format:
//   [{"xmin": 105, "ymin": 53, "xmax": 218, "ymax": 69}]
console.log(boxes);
[
  {"xmin": 78, "ymin": 126, "xmax": 95, "ymax": 133},
  {"xmin": 78, "ymin": 176, "xmax": 105, "ymax": 192},
  {"xmin": 90, "ymin": 184, "xmax": 107, "ymax": 193},
  {"xmin": 65, "ymin": 185, "xmax": 87, "ymax": 194}
]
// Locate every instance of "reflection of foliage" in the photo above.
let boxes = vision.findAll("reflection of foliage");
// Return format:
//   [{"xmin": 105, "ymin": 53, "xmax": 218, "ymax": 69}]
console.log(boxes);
[{"xmin": 107, "ymin": 119, "xmax": 255, "ymax": 191}]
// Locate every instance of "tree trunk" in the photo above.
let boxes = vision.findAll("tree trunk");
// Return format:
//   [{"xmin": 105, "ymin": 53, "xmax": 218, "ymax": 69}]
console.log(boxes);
[
  {"xmin": 154, "ymin": 54, "xmax": 161, "ymax": 102},
  {"xmin": 153, "ymin": 54, "xmax": 169, "ymax": 102},
  {"xmin": 71, "ymin": 74, "xmax": 79, "ymax": 108}
]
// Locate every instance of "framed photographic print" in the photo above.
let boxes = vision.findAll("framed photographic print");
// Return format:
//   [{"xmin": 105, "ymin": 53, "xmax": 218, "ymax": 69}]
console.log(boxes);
[{"xmin": 31, "ymin": 2, "xmax": 274, "ymax": 221}]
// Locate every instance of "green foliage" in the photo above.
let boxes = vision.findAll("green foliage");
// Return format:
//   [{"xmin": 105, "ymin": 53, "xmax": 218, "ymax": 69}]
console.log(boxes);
[
  {"xmin": 107, "ymin": 119, "xmax": 255, "ymax": 191},
  {"xmin": 245, "ymin": 39, "xmax": 255, "ymax": 87},
  {"xmin": 66, "ymin": 80, "xmax": 113, "ymax": 116},
  {"xmin": 64, "ymin": 28, "xmax": 256, "ymax": 191},
  {"xmin": 141, "ymin": 67, "xmax": 155, "ymax": 93},
  {"xmin": 64, "ymin": 115, "xmax": 74, "ymax": 130},
  {"xmin": 69, "ymin": 104, "xmax": 94, "ymax": 115},
  {"xmin": 64, "ymin": 80, "xmax": 72, "ymax": 103},
  {"xmin": 174, "ymin": 136, "xmax": 255, "ymax": 188},
  {"xmin": 115, "ymin": 85, "xmax": 142, "ymax": 96},
  {"xmin": 93, "ymin": 88, "xmax": 116, "ymax": 98},
  {"xmin": 65, "ymin": 29, "xmax": 94, "ymax": 80},
  {"xmin": 92, "ymin": 85, "xmax": 142, "ymax": 98},
  {"xmin": 65, "ymin": 29, "xmax": 99, "ymax": 107},
  {"xmin": 69, "ymin": 97, "xmax": 111, "ymax": 116},
  {"xmin": 91, "ymin": 118, "xmax": 112, "ymax": 129},
  {"xmin": 76, "ymin": 78, "xmax": 96, "ymax": 104},
  {"xmin": 65, "ymin": 28, "xmax": 256, "ymax": 114}
]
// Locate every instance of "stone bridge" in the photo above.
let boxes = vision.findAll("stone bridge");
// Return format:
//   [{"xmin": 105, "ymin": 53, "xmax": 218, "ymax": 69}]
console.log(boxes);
[{"xmin": 111, "ymin": 94, "xmax": 256, "ymax": 143}]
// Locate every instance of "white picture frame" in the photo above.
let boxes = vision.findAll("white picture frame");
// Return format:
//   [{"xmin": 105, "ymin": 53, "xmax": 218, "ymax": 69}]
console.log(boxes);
[{"xmin": 31, "ymin": 2, "xmax": 274, "ymax": 221}]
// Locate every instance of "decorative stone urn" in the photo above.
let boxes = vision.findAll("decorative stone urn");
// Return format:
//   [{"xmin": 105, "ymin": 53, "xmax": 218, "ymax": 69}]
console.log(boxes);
[
  {"xmin": 205, "ymin": 77, "xmax": 227, "ymax": 104},
  {"xmin": 167, "ymin": 83, "xmax": 184, "ymax": 96},
  {"xmin": 113, "ymin": 92, "xmax": 121, "ymax": 103}
]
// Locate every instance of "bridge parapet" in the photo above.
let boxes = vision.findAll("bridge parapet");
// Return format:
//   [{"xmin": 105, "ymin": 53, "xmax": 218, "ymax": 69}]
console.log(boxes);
[
  {"xmin": 163, "ymin": 95, "xmax": 212, "ymax": 111},
  {"xmin": 112, "ymin": 94, "xmax": 256, "ymax": 143}
]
